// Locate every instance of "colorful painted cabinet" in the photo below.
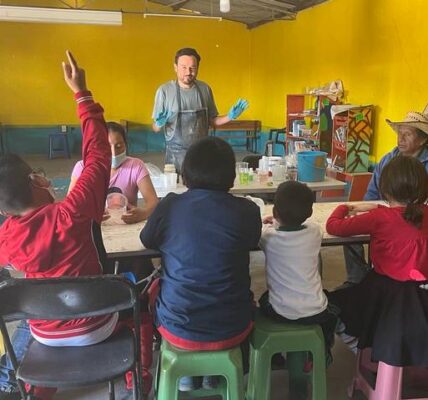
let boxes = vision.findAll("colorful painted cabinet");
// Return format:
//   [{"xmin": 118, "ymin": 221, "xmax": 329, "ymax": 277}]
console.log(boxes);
[
  {"xmin": 331, "ymin": 106, "xmax": 374, "ymax": 172},
  {"xmin": 317, "ymin": 96, "xmax": 340, "ymax": 155}
]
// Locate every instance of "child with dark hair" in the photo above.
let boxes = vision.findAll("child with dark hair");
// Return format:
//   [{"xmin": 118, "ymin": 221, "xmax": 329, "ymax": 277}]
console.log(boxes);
[
  {"xmin": 0, "ymin": 52, "xmax": 151, "ymax": 399},
  {"xmin": 0, "ymin": 51, "xmax": 110, "ymax": 400},
  {"xmin": 327, "ymin": 155, "xmax": 428, "ymax": 367},
  {"xmin": 259, "ymin": 181, "xmax": 338, "ymax": 399},
  {"xmin": 140, "ymin": 136, "xmax": 262, "ymax": 391},
  {"xmin": 69, "ymin": 120, "xmax": 158, "ymax": 224}
]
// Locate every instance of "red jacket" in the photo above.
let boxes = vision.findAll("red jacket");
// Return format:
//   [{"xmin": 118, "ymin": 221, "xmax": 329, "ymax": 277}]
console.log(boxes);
[
  {"xmin": 0, "ymin": 91, "xmax": 112, "ymax": 339},
  {"xmin": 326, "ymin": 204, "xmax": 428, "ymax": 281}
]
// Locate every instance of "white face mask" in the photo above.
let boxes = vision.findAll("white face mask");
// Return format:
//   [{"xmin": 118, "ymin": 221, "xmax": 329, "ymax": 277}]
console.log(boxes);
[{"xmin": 111, "ymin": 151, "xmax": 127, "ymax": 169}]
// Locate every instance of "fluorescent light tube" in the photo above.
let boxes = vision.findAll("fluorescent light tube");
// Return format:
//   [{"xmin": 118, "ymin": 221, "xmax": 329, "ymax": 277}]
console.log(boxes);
[
  {"xmin": 0, "ymin": 5, "xmax": 122, "ymax": 25},
  {"xmin": 143, "ymin": 12, "xmax": 222, "ymax": 21}
]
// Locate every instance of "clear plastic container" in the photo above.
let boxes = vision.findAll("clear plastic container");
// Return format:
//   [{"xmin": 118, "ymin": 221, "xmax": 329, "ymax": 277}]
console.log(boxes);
[
  {"xmin": 272, "ymin": 164, "xmax": 287, "ymax": 182},
  {"xmin": 106, "ymin": 193, "xmax": 127, "ymax": 224},
  {"xmin": 236, "ymin": 162, "xmax": 249, "ymax": 185},
  {"xmin": 164, "ymin": 172, "xmax": 178, "ymax": 188},
  {"xmin": 258, "ymin": 169, "xmax": 269, "ymax": 184}
]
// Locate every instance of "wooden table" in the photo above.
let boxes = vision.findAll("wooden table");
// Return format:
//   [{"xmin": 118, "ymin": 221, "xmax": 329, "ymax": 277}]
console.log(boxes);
[
  {"xmin": 150, "ymin": 176, "xmax": 346, "ymax": 199},
  {"xmin": 102, "ymin": 201, "xmax": 380, "ymax": 258}
]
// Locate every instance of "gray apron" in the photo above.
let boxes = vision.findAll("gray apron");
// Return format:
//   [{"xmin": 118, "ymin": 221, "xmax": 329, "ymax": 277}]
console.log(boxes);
[{"xmin": 165, "ymin": 81, "xmax": 210, "ymax": 172}]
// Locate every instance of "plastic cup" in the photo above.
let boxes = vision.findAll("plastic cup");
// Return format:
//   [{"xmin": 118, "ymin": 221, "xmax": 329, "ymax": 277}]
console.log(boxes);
[
  {"xmin": 236, "ymin": 162, "xmax": 249, "ymax": 185},
  {"xmin": 287, "ymin": 167, "xmax": 298, "ymax": 181},
  {"xmin": 236, "ymin": 162, "xmax": 248, "ymax": 172},
  {"xmin": 239, "ymin": 168, "xmax": 249, "ymax": 185},
  {"xmin": 106, "ymin": 193, "xmax": 127, "ymax": 223},
  {"xmin": 272, "ymin": 164, "xmax": 287, "ymax": 182},
  {"xmin": 258, "ymin": 169, "xmax": 269, "ymax": 184}
]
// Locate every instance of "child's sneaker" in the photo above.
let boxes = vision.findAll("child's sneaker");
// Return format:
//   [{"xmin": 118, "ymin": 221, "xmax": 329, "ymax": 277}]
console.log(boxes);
[
  {"xmin": 178, "ymin": 376, "xmax": 201, "ymax": 392},
  {"xmin": 202, "ymin": 375, "xmax": 219, "ymax": 390}
]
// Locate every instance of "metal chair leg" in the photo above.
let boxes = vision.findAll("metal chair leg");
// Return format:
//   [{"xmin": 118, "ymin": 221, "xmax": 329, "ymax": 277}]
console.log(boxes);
[{"xmin": 108, "ymin": 380, "xmax": 115, "ymax": 400}]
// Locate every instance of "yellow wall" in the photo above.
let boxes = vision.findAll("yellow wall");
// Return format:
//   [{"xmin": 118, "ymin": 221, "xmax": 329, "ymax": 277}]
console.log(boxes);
[
  {"xmin": 0, "ymin": 3, "xmax": 251, "ymax": 125},
  {"xmin": 2, "ymin": 0, "xmax": 428, "ymax": 160},
  {"xmin": 249, "ymin": 0, "xmax": 428, "ymax": 160}
]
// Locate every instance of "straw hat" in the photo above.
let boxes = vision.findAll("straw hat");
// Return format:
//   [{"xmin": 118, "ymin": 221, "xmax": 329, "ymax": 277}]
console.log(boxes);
[{"xmin": 386, "ymin": 104, "xmax": 428, "ymax": 136}]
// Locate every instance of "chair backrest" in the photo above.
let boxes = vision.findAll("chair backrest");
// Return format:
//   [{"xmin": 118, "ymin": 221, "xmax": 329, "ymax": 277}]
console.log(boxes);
[
  {"xmin": 346, "ymin": 172, "xmax": 372, "ymax": 201},
  {"xmin": 212, "ymin": 120, "xmax": 261, "ymax": 132},
  {"xmin": 0, "ymin": 275, "xmax": 137, "ymax": 322}
]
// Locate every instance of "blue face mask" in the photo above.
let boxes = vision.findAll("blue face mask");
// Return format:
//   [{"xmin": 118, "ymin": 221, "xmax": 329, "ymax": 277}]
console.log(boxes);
[{"xmin": 111, "ymin": 151, "xmax": 127, "ymax": 169}]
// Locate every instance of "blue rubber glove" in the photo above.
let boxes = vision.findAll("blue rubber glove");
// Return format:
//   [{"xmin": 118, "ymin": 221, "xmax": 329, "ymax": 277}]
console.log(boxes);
[
  {"xmin": 227, "ymin": 98, "xmax": 249, "ymax": 120},
  {"xmin": 120, "ymin": 272, "xmax": 137, "ymax": 284},
  {"xmin": 154, "ymin": 110, "xmax": 172, "ymax": 128}
]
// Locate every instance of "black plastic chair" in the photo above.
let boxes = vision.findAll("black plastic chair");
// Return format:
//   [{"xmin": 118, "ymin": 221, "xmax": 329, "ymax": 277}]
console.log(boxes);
[
  {"xmin": 48, "ymin": 133, "xmax": 71, "ymax": 159},
  {"xmin": 268, "ymin": 128, "xmax": 287, "ymax": 156},
  {"xmin": 0, "ymin": 275, "xmax": 142, "ymax": 400}
]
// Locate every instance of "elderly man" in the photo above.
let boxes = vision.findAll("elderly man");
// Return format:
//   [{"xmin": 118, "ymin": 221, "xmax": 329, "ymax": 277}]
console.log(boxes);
[
  {"xmin": 343, "ymin": 105, "xmax": 428, "ymax": 286},
  {"xmin": 152, "ymin": 48, "xmax": 249, "ymax": 172}
]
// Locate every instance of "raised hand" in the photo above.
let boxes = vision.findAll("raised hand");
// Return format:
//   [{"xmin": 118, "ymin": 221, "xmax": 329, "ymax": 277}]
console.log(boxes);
[
  {"xmin": 228, "ymin": 98, "xmax": 249, "ymax": 120},
  {"xmin": 62, "ymin": 50, "xmax": 87, "ymax": 93},
  {"xmin": 154, "ymin": 109, "xmax": 173, "ymax": 128}
]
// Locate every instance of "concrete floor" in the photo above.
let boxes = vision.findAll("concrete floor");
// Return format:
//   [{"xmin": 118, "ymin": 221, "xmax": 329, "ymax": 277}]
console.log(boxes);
[{"xmin": 19, "ymin": 152, "xmax": 359, "ymax": 399}]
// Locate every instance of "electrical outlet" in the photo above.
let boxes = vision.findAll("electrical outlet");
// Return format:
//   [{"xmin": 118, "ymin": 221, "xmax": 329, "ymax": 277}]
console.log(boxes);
[{"xmin": 61, "ymin": 125, "xmax": 67, "ymax": 133}]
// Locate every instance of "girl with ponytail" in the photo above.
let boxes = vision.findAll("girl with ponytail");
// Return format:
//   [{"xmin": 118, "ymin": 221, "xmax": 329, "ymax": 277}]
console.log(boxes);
[{"xmin": 326, "ymin": 155, "xmax": 428, "ymax": 367}]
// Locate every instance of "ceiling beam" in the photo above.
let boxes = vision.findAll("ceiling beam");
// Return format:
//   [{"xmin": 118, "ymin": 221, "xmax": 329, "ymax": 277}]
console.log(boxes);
[
  {"xmin": 246, "ymin": 10, "xmax": 296, "ymax": 29},
  {"xmin": 243, "ymin": 0, "xmax": 295, "ymax": 15},
  {"xmin": 293, "ymin": 0, "xmax": 326, "ymax": 11},
  {"xmin": 256, "ymin": 0, "xmax": 296, "ymax": 10},
  {"xmin": 168, "ymin": 0, "xmax": 192, "ymax": 11}
]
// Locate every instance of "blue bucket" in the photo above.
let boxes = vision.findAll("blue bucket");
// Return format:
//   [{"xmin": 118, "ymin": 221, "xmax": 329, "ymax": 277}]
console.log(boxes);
[{"xmin": 297, "ymin": 151, "xmax": 327, "ymax": 182}]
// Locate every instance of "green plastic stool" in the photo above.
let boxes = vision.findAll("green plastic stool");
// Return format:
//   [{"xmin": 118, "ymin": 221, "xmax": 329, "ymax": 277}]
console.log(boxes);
[
  {"xmin": 155, "ymin": 339, "xmax": 245, "ymax": 400},
  {"xmin": 246, "ymin": 311, "xmax": 327, "ymax": 400}
]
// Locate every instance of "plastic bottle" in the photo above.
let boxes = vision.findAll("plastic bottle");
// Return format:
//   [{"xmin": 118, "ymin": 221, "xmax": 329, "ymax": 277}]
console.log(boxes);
[
  {"xmin": 164, "ymin": 164, "xmax": 175, "ymax": 174},
  {"xmin": 163, "ymin": 164, "xmax": 177, "ymax": 188},
  {"xmin": 266, "ymin": 141, "xmax": 273, "ymax": 157}
]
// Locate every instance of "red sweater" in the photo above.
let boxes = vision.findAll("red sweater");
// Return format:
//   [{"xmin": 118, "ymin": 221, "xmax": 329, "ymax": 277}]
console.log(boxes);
[
  {"xmin": 326, "ymin": 204, "xmax": 428, "ymax": 281},
  {"xmin": 0, "ymin": 91, "xmax": 112, "ymax": 339}
]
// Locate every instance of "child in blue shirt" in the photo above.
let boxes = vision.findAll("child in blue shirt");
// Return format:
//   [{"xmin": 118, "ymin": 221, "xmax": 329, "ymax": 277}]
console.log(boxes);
[{"xmin": 140, "ymin": 136, "xmax": 261, "ymax": 390}]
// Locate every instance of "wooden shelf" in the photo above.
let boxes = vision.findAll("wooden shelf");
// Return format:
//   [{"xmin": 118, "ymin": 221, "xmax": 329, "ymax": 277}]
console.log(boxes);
[{"xmin": 286, "ymin": 94, "xmax": 339, "ymax": 155}]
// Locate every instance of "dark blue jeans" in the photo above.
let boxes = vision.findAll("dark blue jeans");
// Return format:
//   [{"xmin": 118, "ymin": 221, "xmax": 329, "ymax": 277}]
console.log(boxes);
[{"xmin": 0, "ymin": 320, "xmax": 32, "ymax": 393}]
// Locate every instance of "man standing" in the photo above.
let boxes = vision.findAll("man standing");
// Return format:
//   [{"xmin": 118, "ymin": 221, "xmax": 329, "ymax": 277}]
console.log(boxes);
[
  {"xmin": 343, "ymin": 106, "xmax": 428, "ymax": 286},
  {"xmin": 152, "ymin": 48, "xmax": 249, "ymax": 171}
]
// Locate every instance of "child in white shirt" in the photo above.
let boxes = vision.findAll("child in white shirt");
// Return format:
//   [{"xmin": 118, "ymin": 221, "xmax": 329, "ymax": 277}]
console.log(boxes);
[{"xmin": 260, "ymin": 181, "xmax": 338, "ymax": 398}]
